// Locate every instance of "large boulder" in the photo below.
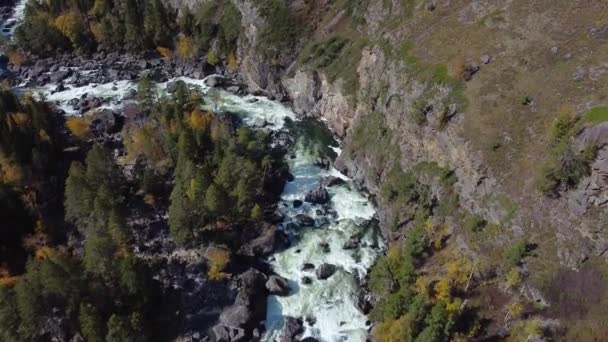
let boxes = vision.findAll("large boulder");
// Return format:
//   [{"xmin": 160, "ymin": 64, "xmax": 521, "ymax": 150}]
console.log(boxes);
[
  {"xmin": 295, "ymin": 214, "xmax": 315, "ymax": 227},
  {"xmin": 212, "ymin": 324, "xmax": 246, "ymax": 342},
  {"xmin": 315, "ymin": 263, "xmax": 337, "ymax": 280},
  {"xmin": 305, "ymin": 186, "xmax": 330, "ymax": 205},
  {"xmin": 280, "ymin": 317, "xmax": 304, "ymax": 342},
  {"xmin": 321, "ymin": 176, "xmax": 346, "ymax": 188},
  {"xmin": 238, "ymin": 268, "xmax": 267, "ymax": 296},
  {"xmin": 266, "ymin": 275, "xmax": 290, "ymax": 296},
  {"xmin": 219, "ymin": 305, "xmax": 252, "ymax": 329}
]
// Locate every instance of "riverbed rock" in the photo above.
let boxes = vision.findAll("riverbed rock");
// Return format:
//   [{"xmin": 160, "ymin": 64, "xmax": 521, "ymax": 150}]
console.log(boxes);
[
  {"xmin": 316, "ymin": 263, "xmax": 337, "ymax": 280},
  {"xmin": 321, "ymin": 176, "xmax": 346, "ymax": 188},
  {"xmin": 319, "ymin": 242, "xmax": 331, "ymax": 253},
  {"xmin": 305, "ymin": 186, "xmax": 330, "ymax": 204},
  {"xmin": 295, "ymin": 214, "xmax": 315, "ymax": 226},
  {"xmin": 266, "ymin": 275, "xmax": 290, "ymax": 296},
  {"xmin": 219, "ymin": 305, "xmax": 252, "ymax": 329},
  {"xmin": 301, "ymin": 276, "xmax": 312, "ymax": 285},
  {"xmin": 301, "ymin": 263, "xmax": 315, "ymax": 271},
  {"xmin": 293, "ymin": 199, "xmax": 303, "ymax": 208},
  {"xmin": 342, "ymin": 237, "xmax": 360, "ymax": 250},
  {"xmin": 280, "ymin": 317, "xmax": 304, "ymax": 342},
  {"xmin": 212, "ymin": 324, "xmax": 246, "ymax": 342}
]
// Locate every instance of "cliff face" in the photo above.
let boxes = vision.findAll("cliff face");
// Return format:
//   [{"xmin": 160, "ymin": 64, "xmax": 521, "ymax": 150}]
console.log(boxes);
[
  {"xmin": 231, "ymin": 0, "xmax": 606, "ymax": 265},
  {"xmin": 225, "ymin": 0, "xmax": 608, "ymax": 337}
]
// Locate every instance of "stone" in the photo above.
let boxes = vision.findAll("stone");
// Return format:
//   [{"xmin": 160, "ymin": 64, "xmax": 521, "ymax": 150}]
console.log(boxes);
[
  {"xmin": 265, "ymin": 275, "xmax": 290, "ymax": 296},
  {"xmin": 426, "ymin": 0, "xmax": 436, "ymax": 11},
  {"xmin": 166, "ymin": 80, "xmax": 184, "ymax": 93},
  {"xmin": 295, "ymin": 214, "xmax": 315, "ymax": 227},
  {"xmin": 573, "ymin": 65, "xmax": 585, "ymax": 81},
  {"xmin": 212, "ymin": 324, "xmax": 246, "ymax": 342},
  {"xmin": 280, "ymin": 317, "xmax": 304, "ymax": 342},
  {"xmin": 342, "ymin": 237, "xmax": 360, "ymax": 250},
  {"xmin": 551, "ymin": 46, "xmax": 559, "ymax": 54},
  {"xmin": 293, "ymin": 200, "xmax": 303, "ymax": 208},
  {"xmin": 304, "ymin": 186, "xmax": 330, "ymax": 204},
  {"xmin": 480, "ymin": 55, "xmax": 492, "ymax": 64},
  {"xmin": 301, "ymin": 276, "xmax": 312, "ymax": 285},
  {"xmin": 321, "ymin": 176, "xmax": 345, "ymax": 188},
  {"xmin": 50, "ymin": 69, "xmax": 71, "ymax": 83},
  {"xmin": 463, "ymin": 63, "xmax": 480, "ymax": 81},
  {"xmin": 319, "ymin": 242, "xmax": 331, "ymax": 254},
  {"xmin": 301, "ymin": 263, "xmax": 315, "ymax": 271},
  {"xmin": 316, "ymin": 263, "xmax": 337, "ymax": 280},
  {"xmin": 219, "ymin": 305, "xmax": 251, "ymax": 328}
]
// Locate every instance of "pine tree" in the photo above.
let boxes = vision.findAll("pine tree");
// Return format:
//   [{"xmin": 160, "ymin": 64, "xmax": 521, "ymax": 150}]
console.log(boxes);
[
  {"xmin": 65, "ymin": 161, "xmax": 93, "ymax": 224},
  {"xmin": 79, "ymin": 302, "xmax": 105, "ymax": 342}
]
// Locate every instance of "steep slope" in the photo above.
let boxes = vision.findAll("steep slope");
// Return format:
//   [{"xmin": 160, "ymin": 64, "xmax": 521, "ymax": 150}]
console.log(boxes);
[{"xmin": 227, "ymin": 0, "xmax": 608, "ymax": 340}]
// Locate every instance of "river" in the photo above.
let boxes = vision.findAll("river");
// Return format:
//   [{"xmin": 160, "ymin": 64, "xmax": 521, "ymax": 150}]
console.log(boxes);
[{"xmin": 3, "ymin": 3, "xmax": 384, "ymax": 339}]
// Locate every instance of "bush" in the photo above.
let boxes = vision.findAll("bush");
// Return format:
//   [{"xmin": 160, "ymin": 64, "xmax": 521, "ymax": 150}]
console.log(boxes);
[
  {"xmin": 207, "ymin": 248, "xmax": 231, "ymax": 281},
  {"xmin": 504, "ymin": 239, "xmax": 529, "ymax": 270},
  {"xmin": 65, "ymin": 116, "xmax": 91, "ymax": 139}
]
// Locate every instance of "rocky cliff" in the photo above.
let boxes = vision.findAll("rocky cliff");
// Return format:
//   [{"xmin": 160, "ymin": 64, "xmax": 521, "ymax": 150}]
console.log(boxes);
[{"xmin": 227, "ymin": 0, "xmax": 608, "ymax": 339}]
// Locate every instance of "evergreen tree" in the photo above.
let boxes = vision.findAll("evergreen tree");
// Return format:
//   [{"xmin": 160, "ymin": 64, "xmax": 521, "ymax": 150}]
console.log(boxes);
[
  {"xmin": 79, "ymin": 302, "xmax": 105, "ymax": 342},
  {"xmin": 64, "ymin": 161, "xmax": 93, "ymax": 224}
]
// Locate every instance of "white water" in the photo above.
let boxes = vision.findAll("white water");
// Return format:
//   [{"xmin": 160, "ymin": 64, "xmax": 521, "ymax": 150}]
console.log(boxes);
[
  {"xmin": 263, "ymin": 138, "xmax": 383, "ymax": 342},
  {"xmin": 17, "ymin": 73, "xmax": 382, "ymax": 341},
  {"xmin": 1, "ymin": 0, "xmax": 27, "ymax": 37}
]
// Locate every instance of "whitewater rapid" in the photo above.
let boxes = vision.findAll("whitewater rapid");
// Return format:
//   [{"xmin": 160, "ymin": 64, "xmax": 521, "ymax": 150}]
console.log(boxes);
[
  {"xmin": 1, "ymin": 0, "xmax": 27, "ymax": 36},
  {"xmin": 20, "ymin": 75, "xmax": 383, "ymax": 341}
]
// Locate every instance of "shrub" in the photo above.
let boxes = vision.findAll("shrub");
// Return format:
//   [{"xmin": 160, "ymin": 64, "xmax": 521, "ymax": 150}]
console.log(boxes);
[
  {"xmin": 227, "ymin": 51, "xmax": 238, "ymax": 72},
  {"xmin": 504, "ymin": 239, "xmax": 529, "ymax": 270},
  {"xmin": 207, "ymin": 247, "xmax": 231, "ymax": 281},
  {"xmin": 7, "ymin": 48, "xmax": 26, "ymax": 65},
  {"xmin": 206, "ymin": 50, "xmax": 219, "ymax": 65},
  {"xmin": 176, "ymin": 34, "xmax": 195, "ymax": 59},
  {"xmin": 65, "ymin": 116, "xmax": 91, "ymax": 139},
  {"xmin": 157, "ymin": 46, "xmax": 173, "ymax": 59},
  {"xmin": 463, "ymin": 214, "xmax": 486, "ymax": 233}
]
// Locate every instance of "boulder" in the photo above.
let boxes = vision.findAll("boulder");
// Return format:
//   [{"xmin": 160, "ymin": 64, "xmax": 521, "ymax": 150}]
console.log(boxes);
[
  {"xmin": 50, "ymin": 69, "xmax": 71, "ymax": 83},
  {"xmin": 266, "ymin": 275, "xmax": 290, "ymax": 296},
  {"xmin": 316, "ymin": 263, "xmax": 337, "ymax": 280},
  {"xmin": 219, "ymin": 305, "xmax": 251, "ymax": 329},
  {"xmin": 321, "ymin": 176, "xmax": 345, "ymax": 188},
  {"xmin": 293, "ymin": 200, "xmax": 303, "ymax": 208},
  {"xmin": 301, "ymin": 263, "xmax": 315, "ymax": 271},
  {"xmin": 301, "ymin": 276, "xmax": 312, "ymax": 285},
  {"xmin": 238, "ymin": 225, "xmax": 277, "ymax": 257},
  {"xmin": 295, "ymin": 214, "xmax": 315, "ymax": 227},
  {"xmin": 480, "ymin": 55, "xmax": 492, "ymax": 64},
  {"xmin": 305, "ymin": 186, "xmax": 330, "ymax": 205},
  {"xmin": 280, "ymin": 317, "xmax": 304, "ymax": 342},
  {"xmin": 204, "ymin": 75, "xmax": 227, "ymax": 88},
  {"xmin": 319, "ymin": 242, "xmax": 331, "ymax": 254},
  {"xmin": 212, "ymin": 324, "xmax": 246, "ymax": 342},
  {"xmin": 166, "ymin": 80, "xmax": 184, "ymax": 93},
  {"xmin": 238, "ymin": 268, "xmax": 267, "ymax": 296},
  {"xmin": 342, "ymin": 237, "xmax": 360, "ymax": 250}
]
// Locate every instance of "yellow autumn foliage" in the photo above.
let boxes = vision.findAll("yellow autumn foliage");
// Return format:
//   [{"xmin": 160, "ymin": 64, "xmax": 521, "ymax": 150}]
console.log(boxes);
[
  {"xmin": 157, "ymin": 47, "xmax": 173, "ymax": 59},
  {"xmin": 227, "ymin": 51, "xmax": 238, "ymax": 72},
  {"xmin": 35, "ymin": 246, "xmax": 55, "ymax": 260},
  {"xmin": 207, "ymin": 50, "xmax": 220, "ymax": 65},
  {"xmin": 187, "ymin": 109, "xmax": 213, "ymax": 130},
  {"xmin": 66, "ymin": 116, "xmax": 91, "ymax": 139},
  {"xmin": 53, "ymin": 12, "xmax": 82, "ymax": 47},
  {"xmin": 373, "ymin": 315, "xmax": 414, "ymax": 342},
  {"xmin": 7, "ymin": 48, "xmax": 26, "ymax": 66},
  {"xmin": 207, "ymin": 247, "xmax": 231, "ymax": 281},
  {"xmin": 177, "ymin": 34, "xmax": 195, "ymax": 60},
  {"xmin": 0, "ymin": 276, "xmax": 18, "ymax": 288}
]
